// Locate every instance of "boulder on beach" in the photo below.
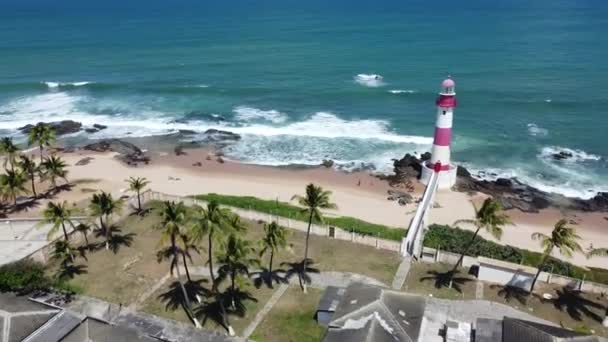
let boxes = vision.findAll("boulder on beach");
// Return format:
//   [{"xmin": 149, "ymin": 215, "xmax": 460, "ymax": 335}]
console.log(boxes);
[
  {"xmin": 321, "ymin": 159, "xmax": 334, "ymax": 168},
  {"xmin": 83, "ymin": 139, "xmax": 150, "ymax": 166},
  {"xmin": 201, "ymin": 129, "xmax": 241, "ymax": 142},
  {"xmin": 19, "ymin": 120, "xmax": 83, "ymax": 136}
]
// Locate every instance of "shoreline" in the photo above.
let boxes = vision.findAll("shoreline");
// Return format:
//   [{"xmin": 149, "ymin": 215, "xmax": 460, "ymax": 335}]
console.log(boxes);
[{"xmin": 31, "ymin": 142, "xmax": 606, "ymax": 269}]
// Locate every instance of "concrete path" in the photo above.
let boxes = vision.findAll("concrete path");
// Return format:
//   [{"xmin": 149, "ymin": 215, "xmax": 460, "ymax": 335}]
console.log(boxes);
[
  {"xmin": 241, "ymin": 284, "xmax": 289, "ymax": 338},
  {"xmin": 475, "ymin": 281, "xmax": 484, "ymax": 300},
  {"xmin": 391, "ymin": 257, "xmax": 412, "ymax": 290}
]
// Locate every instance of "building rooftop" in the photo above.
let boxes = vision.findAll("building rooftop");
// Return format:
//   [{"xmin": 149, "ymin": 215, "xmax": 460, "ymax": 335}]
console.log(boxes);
[{"xmin": 324, "ymin": 283, "xmax": 425, "ymax": 342}]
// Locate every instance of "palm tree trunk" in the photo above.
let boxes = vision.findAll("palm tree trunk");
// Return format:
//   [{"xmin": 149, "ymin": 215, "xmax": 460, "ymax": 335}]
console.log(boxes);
[
  {"xmin": 530, "ymin": 250, "xmax": 551, "ymax": 293},
  {"xmin": 182, "ymin": 252, "xmax": 192, "ymax": 282},
  {"xmin": 137, "ymin": 190, "xmax": 142, "ymax": 212},
  {"xmin": 269, "ymin": 249, "xmax": 274, "ymax": 275},
  {"xmin": 100, "ymin": 216, "xmax": 109, "ymax": 250},
  {"xmin": 218, "ymin": 292, "xmax": 234, "ymax": 336},
  {"xmin": 61, "ymin": 222, "xmax": 69, "ymax": 241},
  {"xmin": 301, "ymin": 210, "xmax": 314, "ymax": 293},
  {"xmin": 12, "ymin": 192, "xmax": 17, "ymax": 207},
  {"xmin": 83, "ymin": 232, "xmax": 89, "ymax": 247},
  {"xmin": 30, "ymin": 174, "xmax": 37, "ymax": 197},
  {"xmin": 208, "ymin": 233, "xmax": 216, "ymax": 291},
  {"xmin": 231, "ymin": 270, "xmax": 236, "ymax": 309},
  {"xmin": 448, "ymin": 227, "xmax": 481, "ymax": 288},
  {"xmin": 174, "ymin": 251, "xmax": 201, "ymax": 328},
  {"xmin": 39, "ymin": 145, "xmax": 44, "ymax": 163}
]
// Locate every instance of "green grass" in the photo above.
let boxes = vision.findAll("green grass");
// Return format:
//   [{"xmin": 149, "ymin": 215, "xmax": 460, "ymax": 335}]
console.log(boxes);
[
  {"xmin": 249, "ymin": 287, "xmax": 325, "ymax": 342},
  {"xmin": 193, "ymin": 193, "xmax": 404, "ymax": 241},
  {"xmin": 403, "ymin": 261, "xmax": 477, "ymax": 300}
]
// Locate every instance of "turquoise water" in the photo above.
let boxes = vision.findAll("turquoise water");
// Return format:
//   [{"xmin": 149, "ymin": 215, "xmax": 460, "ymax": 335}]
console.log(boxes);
[{"xmin": 1, "ymin": 0, "xmax": 607, "ymax": 198}]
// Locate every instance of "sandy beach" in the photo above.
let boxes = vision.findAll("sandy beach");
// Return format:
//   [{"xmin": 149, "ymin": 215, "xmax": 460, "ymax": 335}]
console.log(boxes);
[{"xmin": 25, "ymin": 147, "xmax": 608, "ymax": 269}]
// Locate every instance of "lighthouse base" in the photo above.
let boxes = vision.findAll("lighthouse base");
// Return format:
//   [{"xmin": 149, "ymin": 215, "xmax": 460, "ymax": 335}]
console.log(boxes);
[{"xmin": 420, "ymin": 162, "xmax": 457, "ymax": 189}]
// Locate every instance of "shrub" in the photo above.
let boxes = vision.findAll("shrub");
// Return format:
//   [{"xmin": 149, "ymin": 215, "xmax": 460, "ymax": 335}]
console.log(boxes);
[
  {"xmin": 0, "ymin": 259, "xmax": 51, "ymax": 294},
  {"xmin": 424, "ymin": 224, "xmax": 608, "ymax": 285}
]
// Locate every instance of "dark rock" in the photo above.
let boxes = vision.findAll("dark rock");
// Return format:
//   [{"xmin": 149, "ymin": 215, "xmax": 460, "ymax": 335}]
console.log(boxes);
[
  {"xmin": 495, "ymin": 178, "xmax": 513, "ymax": 187},
  {"xmin": 200, "ymin": 129, "xmax": 241, "ymax": 143},
  {"xmin": 216, "ymin": 156, "xmax": 225, "ymax": 163},
  {"xmin": 178, "ymin": 129, "xmax": 197, "ymax": 135},
  {"xmin": 553, "ymin": 151, "xmax": 574, "ymax": 160},
  {"xmin": 93, "ymin": 124, "xmax": 107, "ymax": 130},
  {"xmin": 85, "ymin": 128, "xmax": 99, "ymax": 133},
  {"xmin": 387, "ymin": 189, "xmax": 413, "ymax": 206},
  {"xmin": 192, "ymin": 161, "xmax": 202, "ymax": 167},
  {"xmin": 83, "ymin": 139, "xmax": 150, "ymax": 166},
  {"xmin": 174, "ymin": 146, "xmax": 187, "ymax": 156},
  {"xmin": 321, "ymin": 159, "xmax": 334, "ymax": 168},
  {"xmin": 75, "ymin": 157, "xmax": 93, "ymax": 166},
  {"xmin": 19, "ymin": 120, "xmax": 83, "ymax": 136}
]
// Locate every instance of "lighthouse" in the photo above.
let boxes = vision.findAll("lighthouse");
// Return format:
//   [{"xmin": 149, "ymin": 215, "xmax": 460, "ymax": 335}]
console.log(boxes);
[{"xmin": 420, "ymin": 77, "xmax": 458, "ymax": 189}]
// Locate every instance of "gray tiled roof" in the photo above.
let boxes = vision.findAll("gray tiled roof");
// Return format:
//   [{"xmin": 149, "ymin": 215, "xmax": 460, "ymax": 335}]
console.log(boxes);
[{"xmin": 324, "ymin": 283, "xmax": 426, "ymax": 342}]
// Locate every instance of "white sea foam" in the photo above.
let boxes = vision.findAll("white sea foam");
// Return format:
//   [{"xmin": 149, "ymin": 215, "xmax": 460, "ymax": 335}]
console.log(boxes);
[
  {"xmin": 229, "ymin": 112, "xmax": 432, "ymax": 144},
  {"xmin": 43, "ymin": 81, "xmax": 92, "ymax": 88},
  {"xmin": 545, "ymin": 98, "xmax": 552, "ymax": 103},
  {"xmin": 539, "ymin": 146, "xmax": 601, "ymax": 163},
  {"xmin": 388, "ymin": 89, "xmax": 416, "ymax": 94},
  {"xmin": 354, "ymin": 74, "xmax": 385, "ymax": 87},
  {"xmin": 233, "ymin": 106, "xmax": 288, "ymax": 124},
  {"xmin": 527, "ymin": 123, "xmax": 548, "ymax": 137}
]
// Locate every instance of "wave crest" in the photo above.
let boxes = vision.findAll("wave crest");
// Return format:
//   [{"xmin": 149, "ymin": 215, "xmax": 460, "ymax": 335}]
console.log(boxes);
[
  {"xmin": 539, "ymin": 146, "xmax": 601, "ymax": 163},
  {"xmin": 233, "ymin": 106, "xmax": 287, "ymax": 124},
  {"xmin": 354, "ymin": 74, "xmax": 385, "ymax": 87},
  {"xmin": 388, "ymin": 89, "xmax": 416, "ymax": 94},
  {"xmin": 527, "ymin": 123, "xmax": 548, "ymax": 137},
  {"xmin": 43, "ymin": 81, "xmax": 92, "ymax": 89}
]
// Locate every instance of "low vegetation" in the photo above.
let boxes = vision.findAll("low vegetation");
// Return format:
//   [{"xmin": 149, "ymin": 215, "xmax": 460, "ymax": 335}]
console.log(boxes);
[
  {"xmin": 425, "ymin": 225, "xmax": 608, "ymax": 285},
  {"xmin": 193, "ymin": 193, "xmax": 404, "ymax": 240}
]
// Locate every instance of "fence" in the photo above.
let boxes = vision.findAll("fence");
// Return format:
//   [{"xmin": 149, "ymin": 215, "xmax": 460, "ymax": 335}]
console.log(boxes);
[{"xmin": 140, "ymin": 190, "xmax": 402, "ymax": 253}]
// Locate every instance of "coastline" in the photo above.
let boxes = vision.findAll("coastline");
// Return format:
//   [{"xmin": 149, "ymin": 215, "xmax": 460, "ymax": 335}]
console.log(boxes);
[{"xmin": 32, "ymin": 142, "xmax": 607, "ymax": 269}]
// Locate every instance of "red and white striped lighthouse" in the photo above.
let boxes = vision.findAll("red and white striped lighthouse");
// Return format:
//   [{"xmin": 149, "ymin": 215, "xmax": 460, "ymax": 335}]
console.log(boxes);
[{"xmin": 420, "ymin": 77, "xmax": 458, "ymax": 189}]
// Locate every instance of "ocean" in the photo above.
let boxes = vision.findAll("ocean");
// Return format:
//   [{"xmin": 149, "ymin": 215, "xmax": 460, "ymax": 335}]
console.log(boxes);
[{"xmin": 1, "ymin": 0, "xmax": 607, "ymax": 199}]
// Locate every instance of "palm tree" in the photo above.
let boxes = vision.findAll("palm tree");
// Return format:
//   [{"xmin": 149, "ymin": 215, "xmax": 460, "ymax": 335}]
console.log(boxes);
[
  {"xmin": 450, "ymin": 198, "xmax": 511, "ymax": 285},
  {"xmin": 189, "ymin": 201, "xmax": 233, "ymax": 291},
  {"xmin": 0, "ymin": 137, "xmax": 20, "ymax": 171},
  {"xmin": 156, "ymin": 201, "xmax": 201, "ymax": 328},
  {"xmin": 27, "ymin": 123, "xmax": 56, "ymax": 163},
  {"xmin": 74, "ymin": 222, "xmax": 92, "ymax": 248},
  {"xmin": 259, "ymin": 221, "xmax": 287, "ymax": 278},
  {"xmin": 216, "ymin": 233, "xmax": 259, "ymax": 309},
  {"xmin": 51, "ymin": 240, "xmax": 74, "ymax": 266},
  {"xmin": 529, "ymin": 219, "xmax": 583, "ymax": 293},
  {"xmin": 43, "ymin": 201, "xmax": 73, "ymax": 241},
  {"xmin": 292, "ymin": 183, "xmax": 336, "ymax": 293},
  {"xmin": 89, "ymin": 192, "xmax": 123, "ymax": 250},
  {"xmin": 18, "ymin": 155, "xmax": 39, "ymax": 197},
  {"xmin": 0, "ymin": 169, "xmax": 28, "ymax": 206},
  {"xmin": 41, "ymin": 155, "xmax": 68, "ymax": 190},
  {"xmin": 126, "ymin": 176, "xmax": 150, "ymax": 212}
]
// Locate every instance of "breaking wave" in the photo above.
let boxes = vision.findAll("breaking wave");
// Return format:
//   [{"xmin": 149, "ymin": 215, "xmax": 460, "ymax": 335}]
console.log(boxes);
[
  {"xmin": 527, "ymin": 123, "xmax": 548, "ymax": 137},
  {"xmin": 43, "ymin": 81, "xmax": 93, "ymax": 89},
  {"xmin": 233, "ymin": 106, "xmax": 288, "ymax": 124},
  {"xmin": 388, "ymin": 89, "xmax": 416, "ymax": 94},
  {"xmin": 354, "ymin": 74, "xmax": 385, "ymax": 87},
  {"xmin": 539, "ymin": 146, "xmax": 601, "ymax": 163}
]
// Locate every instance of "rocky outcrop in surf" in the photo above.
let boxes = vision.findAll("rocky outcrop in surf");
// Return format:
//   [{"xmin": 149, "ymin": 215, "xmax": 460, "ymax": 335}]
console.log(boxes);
[
  {"xmin": 386, "ymin": 153, "xmax": 608, "ymax": 213},
  {"xmin": 83, "ymin": 139, "xmax": 149, "ymax": 166},
  {"xmin": 19, "ymin": 120, "xmax": 83, "ymax": 136}
]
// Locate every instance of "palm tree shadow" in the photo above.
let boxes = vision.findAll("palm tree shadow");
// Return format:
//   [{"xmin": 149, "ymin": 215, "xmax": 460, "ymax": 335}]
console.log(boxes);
[
  {"xmin": 281, "ymin": 259, "xmax": 320, "ymax": 289},
  {"xmin": 158, "ymin": 279, "xmax": 210, "ymax": 311},
  {"xmin": 251, "ymin": 268, "xmax": 288, "ymax": 289},
  {"xmin": 91, "ymin": 225, "xmax": 135, "ymax": 254},
  {"xmin": 194, "ymin": 292, "xmax": 230, "ymax": 332},
  {"xmin": 548, "ymin": 286, "xmax": 605, "ymax": 322},
  {"xmin": 420, "ymin": 270, "xmax": 473, "ymax": 293},
  {"xmin": 56, "ymin": 263, "xmax": 88, "ymax": 280},
  {"xmin": 490, "ymin": 284, "xmax": 533, "ymax": 305},
  {"xmin": 42, "ymin": 183, "xmax": 75, "ymax": 199},
  {"xmin": 225, "ymin": 288, "xmax": 257, "ymax": 317},
  {"xmin": 75, "ymin": 246, "xmax": 89, "ymax": 261}
]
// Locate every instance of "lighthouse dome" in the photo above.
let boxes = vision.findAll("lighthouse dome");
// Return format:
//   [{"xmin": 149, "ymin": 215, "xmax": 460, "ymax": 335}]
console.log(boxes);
[{"xmin": 442, "ymin": 78, "xmax": 455, "ymax": 88}]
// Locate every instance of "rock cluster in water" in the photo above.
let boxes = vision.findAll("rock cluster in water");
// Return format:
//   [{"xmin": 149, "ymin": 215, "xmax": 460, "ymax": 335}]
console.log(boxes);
[
  {"xmin": 83, "ymin": 139, "xmax": 150, "ymax": 166},
  {"xmin": 387, "ymin": 153, "xmax": 608, "ymax": 213}
]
